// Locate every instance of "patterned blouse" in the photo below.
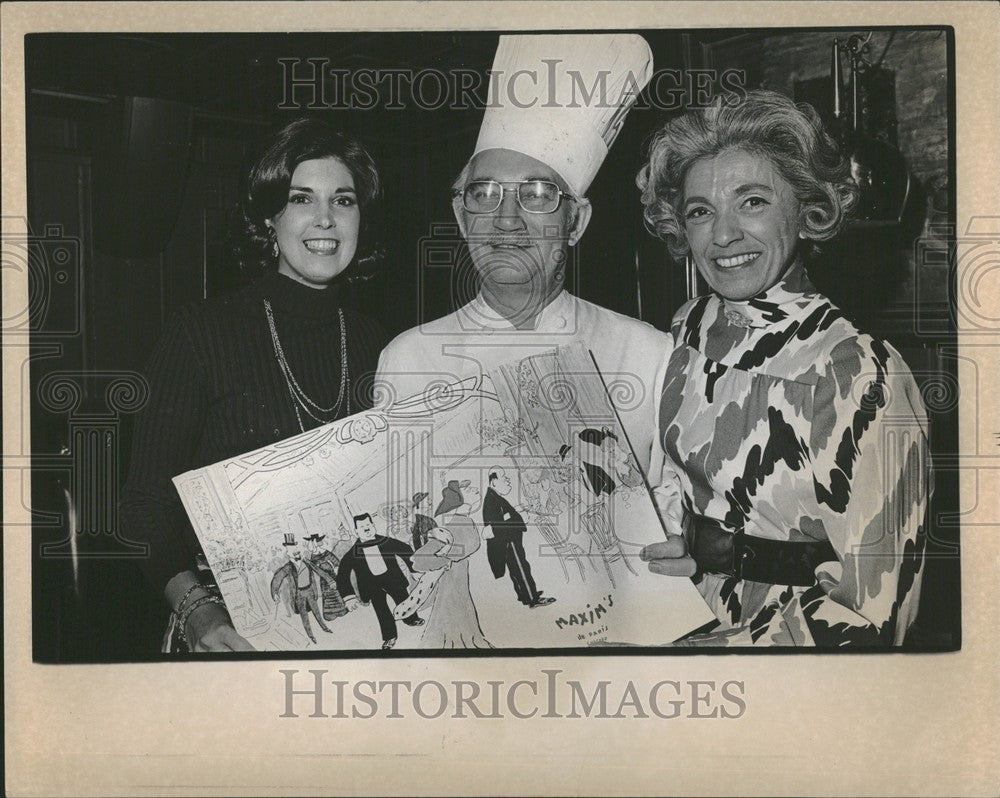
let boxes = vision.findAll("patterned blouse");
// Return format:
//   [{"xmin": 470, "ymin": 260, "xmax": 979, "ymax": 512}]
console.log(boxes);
[{"xmin": 651, "ymin": 265, "xmax": 930, "ymax": 646}]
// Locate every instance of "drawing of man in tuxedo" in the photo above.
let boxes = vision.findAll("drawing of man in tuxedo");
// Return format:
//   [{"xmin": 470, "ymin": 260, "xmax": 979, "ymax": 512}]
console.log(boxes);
[
  {"xmin": 336, "ymin": 513, "xmax": 425, "ymax": 649},
  {"xmin": 482, "ymin": 466, "xmax": 555, "ymax": 608}
]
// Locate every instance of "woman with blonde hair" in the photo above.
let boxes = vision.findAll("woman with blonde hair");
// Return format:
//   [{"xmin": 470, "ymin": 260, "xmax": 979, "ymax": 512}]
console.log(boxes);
[{"xmin": 637, "ymin": 90, "xmax": 930, "ymax": 647}]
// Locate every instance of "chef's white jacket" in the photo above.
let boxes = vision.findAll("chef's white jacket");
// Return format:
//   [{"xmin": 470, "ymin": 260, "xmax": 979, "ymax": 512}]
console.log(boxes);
[{"xmin": 376, "ymin": 290, "xmax": 670, "ymax": 471}]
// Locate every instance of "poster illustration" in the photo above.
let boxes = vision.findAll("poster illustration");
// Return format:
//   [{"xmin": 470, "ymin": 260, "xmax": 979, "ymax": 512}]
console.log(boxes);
[{"xmin": 173, "ymin": 344, "xmax": 714, "ymax": 651}]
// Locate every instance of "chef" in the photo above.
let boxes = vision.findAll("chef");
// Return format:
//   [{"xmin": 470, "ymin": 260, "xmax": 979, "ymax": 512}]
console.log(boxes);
[{"xmin": 377, "ymin": 33, "xmax": 668, "ymax": 470}]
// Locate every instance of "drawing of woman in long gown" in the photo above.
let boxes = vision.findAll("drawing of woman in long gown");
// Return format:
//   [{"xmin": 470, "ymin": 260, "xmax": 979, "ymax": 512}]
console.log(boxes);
[{"xmin": 392, "ymin": 482, "xmax": 492, "ymax": 648}]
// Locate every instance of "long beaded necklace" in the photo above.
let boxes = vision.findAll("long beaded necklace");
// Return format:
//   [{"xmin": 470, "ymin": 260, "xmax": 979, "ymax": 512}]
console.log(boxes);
[{"xmin": 264, "ymin": 299, "xmax": 350, "ymax": 433}]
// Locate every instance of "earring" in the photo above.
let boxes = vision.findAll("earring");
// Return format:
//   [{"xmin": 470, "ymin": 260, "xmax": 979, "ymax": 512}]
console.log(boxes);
[{"xmin": 268, "ymin": 227, "xmax": 279, "ymax": 258}]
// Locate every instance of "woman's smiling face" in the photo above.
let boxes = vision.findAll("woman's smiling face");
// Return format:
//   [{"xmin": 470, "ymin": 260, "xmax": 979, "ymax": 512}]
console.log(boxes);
[
  {"xmin": 682, "ymin": 148, "xmax": 803, "ymax": 301},
  {"xmin": 269, "ymin": 157, "xmax": 360, "ymax": 289}
]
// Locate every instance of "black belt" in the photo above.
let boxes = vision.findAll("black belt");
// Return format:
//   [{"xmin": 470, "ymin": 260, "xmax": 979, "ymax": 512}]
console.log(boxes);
[{"xmin": 682, "ymin": 512, "xmax": 837, "ymax": 586}]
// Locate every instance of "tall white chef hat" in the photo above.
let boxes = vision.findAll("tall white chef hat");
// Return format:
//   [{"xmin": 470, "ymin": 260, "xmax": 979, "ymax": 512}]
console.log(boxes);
[{"xmin": 473, "ymin": 34, "xmax": 654, "ymax": 197}]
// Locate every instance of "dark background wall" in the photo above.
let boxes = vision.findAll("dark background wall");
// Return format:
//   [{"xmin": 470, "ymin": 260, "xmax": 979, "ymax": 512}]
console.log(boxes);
[
  {"xmin": 698, "ymin": 29, "xmax": 951, "ymax": 314},
  {"xmin": 25, "ymin": 29, "xmax": 958, "ymax": 661}
]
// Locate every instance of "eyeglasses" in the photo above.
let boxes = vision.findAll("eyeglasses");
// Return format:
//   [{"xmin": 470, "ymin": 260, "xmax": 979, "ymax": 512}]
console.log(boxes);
[{"xmin": 456, "ymin": 180, "xmax": 575, "ymax": 215}]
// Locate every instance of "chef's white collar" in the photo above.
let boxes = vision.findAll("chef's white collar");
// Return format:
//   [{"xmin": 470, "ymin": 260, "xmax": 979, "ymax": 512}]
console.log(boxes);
[{"xmin": 459, "ymin": 289, "xmax": 574, "ymax": 333}]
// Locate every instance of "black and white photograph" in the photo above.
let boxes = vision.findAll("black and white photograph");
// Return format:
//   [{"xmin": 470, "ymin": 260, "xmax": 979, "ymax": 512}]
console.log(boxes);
[
  {"xmin": 22, "ymin": 25, "xmax": 958, "ymax": 660},
  {"xmin": 3, "ymin": 2, "xmax": 997, "ymax": 796}
]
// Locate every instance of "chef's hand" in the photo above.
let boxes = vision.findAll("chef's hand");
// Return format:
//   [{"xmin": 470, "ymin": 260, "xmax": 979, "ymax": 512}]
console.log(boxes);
[
  {"xmin": 482, "ymin": 527, "xmax": 494, "ymax": 541},
  {"xmin": 344, "ymin": 596, "xmax": 360, "ymax": 612},
  {"xmin": 640, "ymin": 535, "xmax": 697, "ymax": 578},
  {"xmin": 184, "ymin": 602, "xmax": 255, "ymax": 652}
]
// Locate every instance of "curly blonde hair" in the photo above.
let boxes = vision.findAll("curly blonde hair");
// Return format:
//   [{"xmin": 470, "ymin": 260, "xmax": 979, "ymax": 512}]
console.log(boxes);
[{"xmin": 636, "ymin": 90, "xmax": 858, "ymax": 259}]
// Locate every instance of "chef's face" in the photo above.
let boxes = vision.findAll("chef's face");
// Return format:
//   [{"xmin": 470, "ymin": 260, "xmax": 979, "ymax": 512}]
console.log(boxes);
[
  {"xmin": 455, "ymin": 148, "xmax": 590, "ymax": 312},
  {"xmin": 682, "ymin": 148, "xmax": 803, "ymax": 302},
  {"xmin": 268, "ymin": 157, "xmax": 360, "ymax": 289}
]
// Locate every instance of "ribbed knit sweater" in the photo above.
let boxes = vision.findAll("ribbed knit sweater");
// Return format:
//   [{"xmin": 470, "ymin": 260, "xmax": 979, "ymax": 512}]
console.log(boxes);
[{"xmin": 120, "ymin": 271, "xmax": 386, "ymax": 598}]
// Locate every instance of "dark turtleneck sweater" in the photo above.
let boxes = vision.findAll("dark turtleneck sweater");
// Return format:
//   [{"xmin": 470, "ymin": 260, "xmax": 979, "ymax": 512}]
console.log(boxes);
[{"xmin": 121, "ymin": 271, "xmax": 386, "ymax": 597}]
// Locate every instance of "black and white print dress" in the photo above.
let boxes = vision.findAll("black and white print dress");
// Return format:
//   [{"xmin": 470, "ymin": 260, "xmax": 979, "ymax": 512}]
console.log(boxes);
[{"xmin": 651, "ymin": 265, "xmax": 930, "ymax": 646}]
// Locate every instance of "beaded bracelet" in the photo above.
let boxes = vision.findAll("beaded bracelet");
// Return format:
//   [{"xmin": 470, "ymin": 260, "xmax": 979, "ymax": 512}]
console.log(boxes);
[
  {"xmin": 174, "ymin": 583, "xmax": 208, "ymax": 615},
  {"xmin": 177, "ymin": 595, "xmax": 226, "ymax": 647}
]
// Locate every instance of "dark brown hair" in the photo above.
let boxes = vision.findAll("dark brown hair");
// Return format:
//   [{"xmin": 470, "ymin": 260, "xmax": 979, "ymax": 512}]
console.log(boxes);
[{"xmin": 236, "ymin": 118, "xmax": 382, "ymax": 276}]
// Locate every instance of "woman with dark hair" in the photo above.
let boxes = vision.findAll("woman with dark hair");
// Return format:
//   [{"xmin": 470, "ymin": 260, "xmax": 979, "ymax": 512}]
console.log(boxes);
[
  {"xmin": 636, "ymin": 91, "xmax": 930, "ymax": 647},
  {"xmin": 121, "ymin": 118, "xmax": 387, "ymax": 652}
]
